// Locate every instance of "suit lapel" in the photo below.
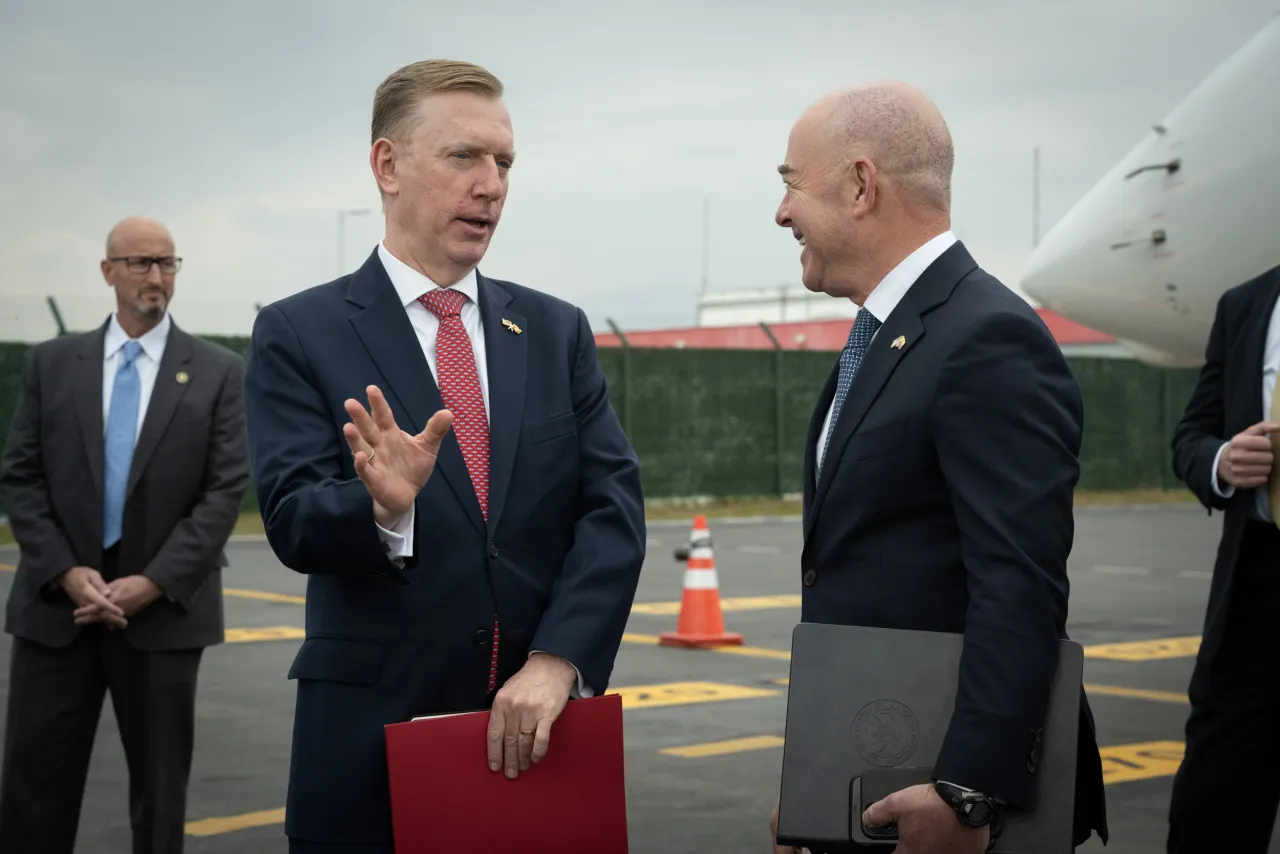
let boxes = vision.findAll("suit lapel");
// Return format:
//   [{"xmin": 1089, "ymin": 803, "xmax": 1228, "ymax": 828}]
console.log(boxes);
[
  {"xmin": 808, "ymin": 306, "xmax": 925, "ymax": 529},
  {"xmin": 477, "ymin": 274, "xmax": 526, "ymax": 537},
  {"xmin": 127, "ymin": 324, "xmax": 195, "ymax": 497},
  {"xmin": 72, "ymin": 323, "xmax": 108, "ymax": 498},
  {"xmin": 347, "ymin": 250, "xmax": 486, "ymax": 537}
]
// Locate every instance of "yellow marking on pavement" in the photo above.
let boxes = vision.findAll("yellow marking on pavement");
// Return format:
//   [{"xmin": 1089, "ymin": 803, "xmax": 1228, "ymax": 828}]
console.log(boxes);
[
  {"xmin": 187, "ymin": 807, "xmax": 286, "ymax": 837},
  {"xmin": 1084, "ymin": 683, "xmax": 1188, "ymax": 704},
  {"xmin": 223, "ymin": 587, "xmax": 306, "ymax": 604},
  {"xmin": 1083, "ymin": 636, "xmax": 1200, "ymax": 661},
  {"xmin": 224, "ymin": 626, "xmax": 306, "ymax": 643},
  {"xmin": 0, "ymin": 563, "xmax": 13, "ymax": 573},
  {"xmin": 608, "ymin": 681, "xmax": 779, "ymax": 710},
  {"xmin": 1099, "ymin": 740, "xmax": 1185, "ymax": 784},
  {"xmin": 660, "ymin": 735, "xmax": 786, "ymax": 758},
  {"xmin": 631, "ymin": 594, "xmax": 802, "ymax": 616}
]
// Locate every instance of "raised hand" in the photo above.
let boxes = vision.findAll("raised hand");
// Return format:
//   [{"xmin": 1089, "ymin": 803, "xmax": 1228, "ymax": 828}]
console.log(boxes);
[{"xmin": 343, "ymin": 385, "xmax": 454, "ymax": 526}]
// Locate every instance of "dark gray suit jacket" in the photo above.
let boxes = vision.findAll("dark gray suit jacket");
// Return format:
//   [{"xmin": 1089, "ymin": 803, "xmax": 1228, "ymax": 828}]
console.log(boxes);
[{"xmin": 0, "ymin": 316, "xmax": 249, "ymax": 651}]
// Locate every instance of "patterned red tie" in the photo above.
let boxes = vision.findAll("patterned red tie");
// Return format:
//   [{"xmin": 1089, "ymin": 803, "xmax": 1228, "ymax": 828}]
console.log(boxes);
[{"xmin": 418, "ymin": 288, "xmax": 500, "ymax": 693}]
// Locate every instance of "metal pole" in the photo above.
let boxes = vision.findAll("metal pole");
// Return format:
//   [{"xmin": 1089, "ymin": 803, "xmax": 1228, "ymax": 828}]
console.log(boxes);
[
  {"xmin": 697, "ymin": 197, "xmax": 709, "ymax": 325},
  {"xmin": 46, "ymin": 296, "xmax": 67, "ymax": 336},
  {"xmin": 606, "ymin": 318, "xmax": 632, "ymax": 437},
  {"xmin": 760, "ymin": 321, "xmax": 785, "ymax": 496}
]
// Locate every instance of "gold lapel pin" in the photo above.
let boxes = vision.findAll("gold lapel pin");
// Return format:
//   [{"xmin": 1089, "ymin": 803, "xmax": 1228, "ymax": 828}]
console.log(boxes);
[
  {"xmin": 502, "ymin": 318, "xmax": 522, "ymax": 334},
  {"xmin": 175, "ymin": 371, "xmax": 189, "ymax": 384},
  {"xmin": 891, "ymin": 335, "xmax": 906, "ymax": 350}
]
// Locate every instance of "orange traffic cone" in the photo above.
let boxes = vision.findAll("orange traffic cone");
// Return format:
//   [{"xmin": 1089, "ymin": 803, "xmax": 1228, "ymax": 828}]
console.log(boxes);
[{"xmin": 659, "ymin": 515, "xmax": 744, "ymax": 648}]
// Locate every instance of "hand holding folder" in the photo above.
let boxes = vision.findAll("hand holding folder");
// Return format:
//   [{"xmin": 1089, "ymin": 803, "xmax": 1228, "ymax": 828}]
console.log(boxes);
[{"xmin": 384, "ymin": 693, "xmax": 629, "ymax": 852}]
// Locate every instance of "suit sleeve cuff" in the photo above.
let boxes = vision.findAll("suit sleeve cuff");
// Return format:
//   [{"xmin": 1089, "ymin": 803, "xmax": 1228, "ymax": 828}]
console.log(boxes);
[
  {"xmin": 1210, "ymin": 441, "xmax": 1235, "ymax": 498},
  {"xmin": 529, "ymin": 650, "xmax": 593, "ymax": 698},
  {"xmin": 375, "ymin": 505, "xmax": 415, "ymax": 563}
]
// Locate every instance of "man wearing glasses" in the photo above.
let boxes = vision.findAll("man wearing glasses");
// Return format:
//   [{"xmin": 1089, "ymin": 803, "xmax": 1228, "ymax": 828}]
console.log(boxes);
[{"xmin": 0, "ymin": 216, "xmax": 250, "ymax": 854}]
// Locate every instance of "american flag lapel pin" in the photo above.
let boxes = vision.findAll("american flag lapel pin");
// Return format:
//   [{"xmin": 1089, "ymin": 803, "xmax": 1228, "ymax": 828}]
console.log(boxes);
[{"xmin": 891, "ymin": 335, "xmax": 906, "ymax": 350}]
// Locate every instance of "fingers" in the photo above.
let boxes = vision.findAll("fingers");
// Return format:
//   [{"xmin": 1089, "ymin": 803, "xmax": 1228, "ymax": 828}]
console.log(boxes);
[
  {"xmin": 343, "ymin": 396, "xmax": 383, "ymax": 449},
  {"xmin": 366, "ymin": 386, "xmax": 400, "ymax": 437},
  {"xmin": 528, "ymin": 716, "xmax": 551, "ymax": 766},
  {"xmin": 486, "ymin": 705, "xmax": 506, "ymax": 773},
  {"xmin": 861, "ymin": 792, "xmax": 900, "ymax": 829}
]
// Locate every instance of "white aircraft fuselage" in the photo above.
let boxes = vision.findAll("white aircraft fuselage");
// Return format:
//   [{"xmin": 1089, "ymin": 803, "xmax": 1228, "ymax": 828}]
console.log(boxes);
[{"xmin": 1020, "ymin": 12, "xmax": 1280, "ymax": 367}]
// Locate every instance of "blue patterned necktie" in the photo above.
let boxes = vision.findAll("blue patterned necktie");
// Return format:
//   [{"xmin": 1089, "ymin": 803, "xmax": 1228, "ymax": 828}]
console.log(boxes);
[
  {"xmin": 103, "ymin": 339, "xmax": 143, "ymax": 548},
  {"xmin": 819, "ymin": 308, "xmax": 882, "ymax": 474}
]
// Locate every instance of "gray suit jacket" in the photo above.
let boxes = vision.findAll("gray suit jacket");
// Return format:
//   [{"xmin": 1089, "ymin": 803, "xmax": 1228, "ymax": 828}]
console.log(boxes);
[{"xmin": 0, "ymin": 316, "xmax": 249, "ymax": 651}]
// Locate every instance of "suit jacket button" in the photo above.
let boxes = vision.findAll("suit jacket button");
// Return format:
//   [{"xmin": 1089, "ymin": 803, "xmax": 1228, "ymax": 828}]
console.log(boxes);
[
  {"xmin": 803, "ymin": 569, "xmax": 816, "ymax": 587},
  {"xmin": 474, "ymin": 629, "xmax": 490, "ymax": 646},
  {"xmin": 489, "ymin": 544, "xmax": 499, "ymax": 558}
]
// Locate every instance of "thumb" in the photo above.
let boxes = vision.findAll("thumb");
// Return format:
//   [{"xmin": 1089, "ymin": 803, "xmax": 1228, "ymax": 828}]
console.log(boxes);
[
  {"xmin": 861, "ymin": 792, "xmax": 901, "ymax": 828},
  {"xmin": 418, "ymin": 409, "xmax": 454, "ymax": 450},
  {"xmin": 1246, "ymin": 421, "xmax": 1280, "ymax": 436}
]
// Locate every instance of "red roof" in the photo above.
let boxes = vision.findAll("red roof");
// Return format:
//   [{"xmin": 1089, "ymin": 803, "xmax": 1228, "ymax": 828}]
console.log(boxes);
[{"xmin": 594, "ymin": 309, "xmax": 1114, "ymax": 351}]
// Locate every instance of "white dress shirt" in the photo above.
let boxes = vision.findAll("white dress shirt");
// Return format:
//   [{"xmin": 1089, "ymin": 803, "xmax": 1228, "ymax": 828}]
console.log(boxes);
[
  {"xmin": 815, "ymin": 230, "xmax": 957, "ymax": 473},
  {"xmin": 371, "ymin": 242, "xmax": 589, "ymax": 697},
  {"xmin": 103, "ymin": 311, "xmax": 172, "ymax": 440},
  {"xmin": 1210, "ymin": 291, "xmax": 1280, "ymax": 521}
]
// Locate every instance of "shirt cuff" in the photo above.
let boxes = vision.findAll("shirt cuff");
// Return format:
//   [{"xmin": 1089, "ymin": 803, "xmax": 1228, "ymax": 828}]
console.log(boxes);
[
  {"xmin": 529, "ymin": 650, "xmax": 593, "ymax": 699},
  {"xmin": 1210, "ymin": 441, "xmax": 1236, "ymax": 498},
  {"xmin": 375, "ymin": 505, "xmax": 415, "ymax": 564}
]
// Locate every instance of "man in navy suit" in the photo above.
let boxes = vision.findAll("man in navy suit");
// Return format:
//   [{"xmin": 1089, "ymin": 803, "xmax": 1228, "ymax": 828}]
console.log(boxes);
[
  {"xmin": 243, "ymin": 59, "xmax": 646, "ymax": 853},
  {"xmin": 768, "ymin": 82, "xmax": 1108, "ymax": 853}
]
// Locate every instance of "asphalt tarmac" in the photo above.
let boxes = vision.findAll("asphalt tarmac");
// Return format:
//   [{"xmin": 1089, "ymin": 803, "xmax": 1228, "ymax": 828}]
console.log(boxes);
[{"xmin": 1, "ymin": 503, "xmax": 1276, "ymax": 853}]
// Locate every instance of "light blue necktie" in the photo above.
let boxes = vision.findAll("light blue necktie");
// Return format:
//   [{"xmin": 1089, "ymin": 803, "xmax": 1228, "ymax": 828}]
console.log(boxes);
[
  {"xmin": 103, "ymin": 340, "xmax": 143, "ymax": 548},
  {"xmin": 819, "ymin": 308, "xmax": 882, "ymax": 475}
]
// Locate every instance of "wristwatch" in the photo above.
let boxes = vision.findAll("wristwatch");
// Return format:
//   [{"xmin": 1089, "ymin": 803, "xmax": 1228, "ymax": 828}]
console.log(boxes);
[{"xmin": 933, "ymin": 781, "xmax": 1000, "ymax": 829}]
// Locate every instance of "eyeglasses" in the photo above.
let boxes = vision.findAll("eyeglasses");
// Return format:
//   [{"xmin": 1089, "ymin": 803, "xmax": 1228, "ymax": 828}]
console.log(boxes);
[{"xmin": 108, "ymin": 256, "xmax": 182, "ymax": 275}]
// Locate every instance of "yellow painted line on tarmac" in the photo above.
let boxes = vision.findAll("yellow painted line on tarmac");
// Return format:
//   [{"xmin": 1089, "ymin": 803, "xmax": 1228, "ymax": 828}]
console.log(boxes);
[
  {"xmin": 1084, "ymin": 683, "xmax": 1188, "ymax": 704},
  {"xmin": 187, "ymin": 807, "xmax": 286, "ymax": 837},
  {"xmin": 1099, "ymin": 740, "xmax": 1185, "ymax": 784},
  {"xmin": 1083, "ymin": 636, "xmax": 1201, "ymax": 661},
  {"xmin": 609, "ymin": 681, "xmax": 779, "ymax": 710},
  {"xmin": 660, "ymin": 735, "xmax": 786, "ymax": 758},
  {"xmin": 0, "ymin": 563, "xmax": 13, "ymax": 572},
  {"xmin": 223, "ymin": 587, "xmax": 306, "ymax": 604},
  {"xmin": 631, "ymin": 594, "xmax": 802, "ymax": 616},
  {"xmin": 224, "ymin": 626, "xmax": 306, "ymax": 643}
]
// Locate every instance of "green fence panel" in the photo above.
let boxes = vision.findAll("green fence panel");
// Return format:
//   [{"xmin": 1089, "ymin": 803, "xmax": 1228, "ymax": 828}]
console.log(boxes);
[{"xmin": 0, "ymin": 334, "xmax": 1209, "ymax": 517}]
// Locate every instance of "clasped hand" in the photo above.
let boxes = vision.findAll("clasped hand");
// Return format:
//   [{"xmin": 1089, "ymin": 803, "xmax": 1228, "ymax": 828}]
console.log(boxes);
[
  {"xmin": 343, "ymin": 385, "xmax": 454, "ymax": 526},
  {"xmin": 486, "ymin": 653, "xmax": 577, "ymax": 780},
  {"xmin": 772, "ymin": 785, "xmax": 989, "ymax": 854},
  {"xmin": 62, "ymin": 566, "xmax": 162, "ymax": 629}
]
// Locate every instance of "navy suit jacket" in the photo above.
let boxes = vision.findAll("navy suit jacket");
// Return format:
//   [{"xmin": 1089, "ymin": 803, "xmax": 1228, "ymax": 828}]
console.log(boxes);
[
  {"xmin": 243, "ymin": 249, "xmax": 646, "ymax": 845},
  {"xmin": 799, "ymin": 242, "xmax": 1107, "ymax": 847}
]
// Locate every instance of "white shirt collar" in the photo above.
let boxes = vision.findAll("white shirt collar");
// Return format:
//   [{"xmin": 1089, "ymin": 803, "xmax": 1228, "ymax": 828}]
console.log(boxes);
[
  {"xmin": 104, "ymin": 311, "xmax": 170, "ymax": 362},
  {"xmin": 377, "ymin": 242, "xmax": 479, "ymax": 308},
  {"xmin": 860, "ymin": 230, "xmax": 957, "ymax": 324}
]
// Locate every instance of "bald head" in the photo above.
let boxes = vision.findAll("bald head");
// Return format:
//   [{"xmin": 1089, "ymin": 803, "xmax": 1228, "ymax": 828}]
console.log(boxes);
[
  {"xmin": 105, "ymin": 216, "xmax": 173, "ymax": 257},
  {"xmin": 811, "ymin": 81, "xmax": 954, "ymax": 213}
]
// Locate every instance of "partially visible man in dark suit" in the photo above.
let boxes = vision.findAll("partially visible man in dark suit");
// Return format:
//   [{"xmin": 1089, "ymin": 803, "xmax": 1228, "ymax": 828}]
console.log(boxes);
[
  {"xmin": 0, "ymin": 215, "xmax": 250, "ymax": 854},
  {"xmin": 242, "ymin": 59, "xmax": 646, "ymax": 854},
  {"xmin": 767, "ymin": 82, "xmax": 1108, "ymax": 853},
  {"xmin": 1167, "ymin": 269, "xmax": 1280, "ymax": 853}
]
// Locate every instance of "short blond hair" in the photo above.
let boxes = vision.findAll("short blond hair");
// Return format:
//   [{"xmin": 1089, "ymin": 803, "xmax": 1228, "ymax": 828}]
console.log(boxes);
[{"xmin": 371, "ymin": 59, "xmax": 504, "ymax": 145}]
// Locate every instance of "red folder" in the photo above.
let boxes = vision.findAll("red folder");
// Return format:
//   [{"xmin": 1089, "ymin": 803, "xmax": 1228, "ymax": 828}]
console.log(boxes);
[{"xmin": 384, "ymin": 693, "xmax": 628, "ymax": 853}]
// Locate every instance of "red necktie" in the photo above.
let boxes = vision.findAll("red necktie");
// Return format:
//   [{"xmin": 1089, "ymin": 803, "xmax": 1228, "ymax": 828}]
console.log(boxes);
[{"xmin": 419, "ymin": 288, "xmax": 499, "ymax": 693}]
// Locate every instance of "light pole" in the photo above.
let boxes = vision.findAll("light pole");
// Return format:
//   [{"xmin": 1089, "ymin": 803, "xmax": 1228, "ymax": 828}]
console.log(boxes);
[{"xmin": 338, "ymin": 208, "xmax": 371, "ymax": 275}]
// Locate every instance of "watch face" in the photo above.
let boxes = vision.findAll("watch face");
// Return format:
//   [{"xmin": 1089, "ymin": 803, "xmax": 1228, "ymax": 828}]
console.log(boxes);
[{"xmin": 965, "ymin": 800, "xmax": 993, "ymax": 826}]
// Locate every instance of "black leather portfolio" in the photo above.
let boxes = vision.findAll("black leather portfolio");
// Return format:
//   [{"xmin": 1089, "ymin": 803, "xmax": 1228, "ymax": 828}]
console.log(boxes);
[{"xmin": 775, "ymin": 623, "xmax": 1083, "ymax": 853}]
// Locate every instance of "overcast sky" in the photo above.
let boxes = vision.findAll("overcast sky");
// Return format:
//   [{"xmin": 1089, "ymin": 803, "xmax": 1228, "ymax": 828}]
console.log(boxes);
[{"xmin": 1, "ymin": 0, "xmax": 1275, "ymax": 340}]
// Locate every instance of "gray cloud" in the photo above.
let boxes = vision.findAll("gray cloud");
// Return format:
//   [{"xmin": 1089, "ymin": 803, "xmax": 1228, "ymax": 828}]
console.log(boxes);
[{"xmin": 1, "ymin": 0, "xmax": 1274, "ymax": 339}]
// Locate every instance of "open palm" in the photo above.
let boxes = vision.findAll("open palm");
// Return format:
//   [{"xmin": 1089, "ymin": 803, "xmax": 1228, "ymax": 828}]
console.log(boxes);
[{"xmin": 343, "ymin": 385, "xmax": 453, "ymax": 518}]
